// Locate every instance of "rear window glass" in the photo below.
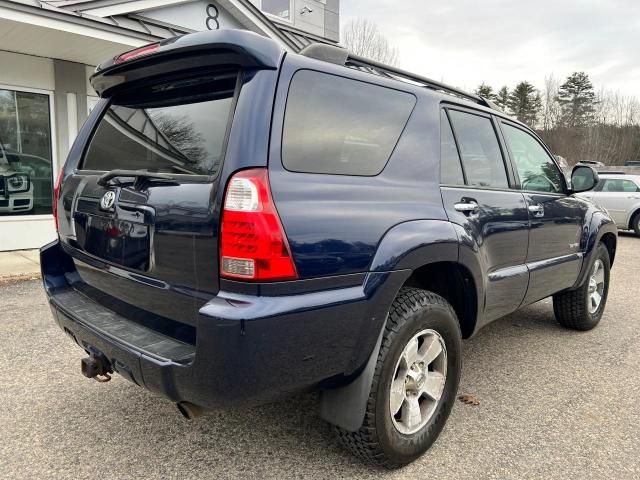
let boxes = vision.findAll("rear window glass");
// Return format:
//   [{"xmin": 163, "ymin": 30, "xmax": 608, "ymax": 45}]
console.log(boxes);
[
  {"xmin": 601, "ymin": 179, "xmax": 639, "ymax": 192},
  {"xmin": 440, "ymin": 110, "xmax": 464, "ymax": 185},
  {"xmin": 448, "ymin": 110, "xmax": 508, "ymax": 189},
  {"xmin": 82, "ymin": 73, "xmax": 237, "ymax": 176},
  {"xmin": 282, "ymin": 70, "xmax": 416, "ymax": 176}
]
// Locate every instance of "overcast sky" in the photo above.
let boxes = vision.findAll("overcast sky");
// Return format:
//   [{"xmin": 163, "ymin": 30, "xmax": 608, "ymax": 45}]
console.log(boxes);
[{"xmin": 342, "ymin": 0, "xmax": 640, "ymax": 97}]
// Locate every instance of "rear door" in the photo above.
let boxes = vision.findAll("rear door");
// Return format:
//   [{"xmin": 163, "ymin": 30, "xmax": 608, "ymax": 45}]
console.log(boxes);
[
  {"xmin": 58, "ymin": 71, "xmax": 240, "ymax": 329},
  {"xmin": 589, "ymin": 178, "xmax": 640, "ymax": 226},
  {"xmin": 499, "ymin": 121, "xmax": 585, "ymax": 304},
  {"xmin": 440, "ymin": 107, "xmax": 530, "ymax": 324}
]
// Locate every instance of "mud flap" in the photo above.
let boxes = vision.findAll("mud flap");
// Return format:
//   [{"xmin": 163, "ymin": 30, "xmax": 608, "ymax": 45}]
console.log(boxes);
[{"xmin": 318, "ymin": 326, "xmax": 384, "ymax": 432}]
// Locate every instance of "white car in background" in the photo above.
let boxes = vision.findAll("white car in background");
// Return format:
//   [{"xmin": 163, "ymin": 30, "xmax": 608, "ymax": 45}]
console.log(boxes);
[
  {"xmin": 576, "ymin": 172, "xmax": 640, "ymax": 236},
  {"xmin": 0, "ymin": 148, "xmax": 34, "ymax": 214}
]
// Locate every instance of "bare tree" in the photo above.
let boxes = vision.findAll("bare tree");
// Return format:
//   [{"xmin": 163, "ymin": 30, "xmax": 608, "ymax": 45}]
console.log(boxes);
[
  {"xmin": 342, "ymin": 18, "xmax": 399, "ymax": 66},
  {"xmin": 541, "ymin": 75, "xmax": 561, "ymax": 131},
  {"xmin": 150, "ymin": 112, "xmax": 207, "ymax": 166},
  {"xmin": 479, "ymin": 73, "xmax": 640, "ymax": 165}
]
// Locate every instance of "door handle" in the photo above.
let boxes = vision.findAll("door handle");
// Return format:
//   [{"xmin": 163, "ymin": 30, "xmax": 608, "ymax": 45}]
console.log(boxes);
[
  {"xmin": 454, "ymin": 200, "xmax": 479, "ymax": 214},
  {"xmin": 528, "ymin": 204, "xmax": 544, "ymax": 217}
]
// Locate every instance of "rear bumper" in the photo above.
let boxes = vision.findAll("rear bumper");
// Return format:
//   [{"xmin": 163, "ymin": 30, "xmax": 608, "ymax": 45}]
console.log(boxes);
[{"xmin": 42, "ymin": 240, "xmax": 407, "ymax": 409}]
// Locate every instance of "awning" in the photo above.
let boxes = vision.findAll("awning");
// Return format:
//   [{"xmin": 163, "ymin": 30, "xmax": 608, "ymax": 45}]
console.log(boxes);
[{"xmin": 0, "ymin": 0, "xmax": 156, "ymax": 65}]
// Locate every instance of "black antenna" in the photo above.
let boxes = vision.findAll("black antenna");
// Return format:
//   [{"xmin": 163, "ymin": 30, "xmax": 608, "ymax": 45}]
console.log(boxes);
[{"xmin": 300, "ymin": 43, "xmax": 496, "ymax": 110}]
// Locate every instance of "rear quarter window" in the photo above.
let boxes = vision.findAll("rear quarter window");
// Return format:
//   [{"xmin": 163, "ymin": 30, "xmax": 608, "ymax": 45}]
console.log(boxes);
[{"xmin": 282, "ymin": 70, "xmax": 416, "ymax": 176}]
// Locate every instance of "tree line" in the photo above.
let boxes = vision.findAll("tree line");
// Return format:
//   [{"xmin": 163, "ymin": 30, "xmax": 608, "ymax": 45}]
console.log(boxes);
[
  {"xmin": 341, "ymin": 18, "xmax": 639, "ymax": 166},
  {"xmin": 475, "ymin": 74, "xmax": 640, "ymax": 165}
]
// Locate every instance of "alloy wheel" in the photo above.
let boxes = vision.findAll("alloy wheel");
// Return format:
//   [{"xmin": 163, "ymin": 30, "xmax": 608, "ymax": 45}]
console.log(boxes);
[
  {"xmin": 587, "ymin": 259, "xmax": 605, "ymax": 314},
  {"xmin": 389, "ymin": 329, "xmax": 447, "ymax": 435}
]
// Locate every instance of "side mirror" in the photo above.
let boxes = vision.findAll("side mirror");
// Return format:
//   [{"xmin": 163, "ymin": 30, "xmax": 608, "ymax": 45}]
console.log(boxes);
[{"xmin": 570, "ymin": 165, "xmax": 599, "ymax": 193}]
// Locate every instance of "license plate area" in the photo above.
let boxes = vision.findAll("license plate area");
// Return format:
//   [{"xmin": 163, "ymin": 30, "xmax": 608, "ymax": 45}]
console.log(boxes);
[{"xmin": 76, "ymin": 214, "xmax": 150, "ymax": 270}]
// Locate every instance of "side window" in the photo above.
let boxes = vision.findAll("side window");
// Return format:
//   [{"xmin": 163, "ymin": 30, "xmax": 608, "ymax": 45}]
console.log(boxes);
[
  {"xmin": 440, "ymin": 111, "xmax": 464, "ymax": 185},
  {"xmin": 601, "ymin": 179, "xmax": 639, "ymax": 192},
  {"xmin": 447, "ymin": 110, "xmax": 508, "ymax": 188},
  {"xmin": 282, "ymin": 70, "xmax": 416, "ymax": 176},
  {"xmin": 501, "ymin": 123, "xmax": 564, "ymax": 193}
]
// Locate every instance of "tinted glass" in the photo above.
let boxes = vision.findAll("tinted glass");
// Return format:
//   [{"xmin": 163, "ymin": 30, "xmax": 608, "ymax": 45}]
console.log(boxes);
[
  {"xmin": 501, "ymin": 123, "xmax": 563, "ymax": 193},
  {"xmin": 440, "ymin": 111, "xmax": 464, "ymax": 185},
  {"xmin": 448, "ymin": 111, "xmax": 508, "ymax": 188},
  {"xmin": 0, "ymin": 89, "xmax": 53, "ymax": 216},
  {"xmin": 601, "ymin": 179, "xmax": 639, "ymax": 192},
  {"xmin": 282, "ymin": 70, "xmax": 416, "ymax": 176},
  {"xmin": 83, "ymin": 74, "xmax": 236, "ymax": 176}
]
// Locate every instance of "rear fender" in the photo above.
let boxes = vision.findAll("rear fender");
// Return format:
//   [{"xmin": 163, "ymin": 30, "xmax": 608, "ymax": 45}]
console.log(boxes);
[
  {"xmin": 368, "ymin": 220, "xmax": 459, "ymax": 271},
  {"xmin": 320, "ymin": 220, "xmax": 472, "ymax": 431}
]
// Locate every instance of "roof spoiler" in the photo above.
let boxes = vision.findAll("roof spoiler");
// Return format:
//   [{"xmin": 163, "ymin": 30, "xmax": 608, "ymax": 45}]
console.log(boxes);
[{"xmin": 91, "ymin": 29, "xmax": 284, "ymax": 97}]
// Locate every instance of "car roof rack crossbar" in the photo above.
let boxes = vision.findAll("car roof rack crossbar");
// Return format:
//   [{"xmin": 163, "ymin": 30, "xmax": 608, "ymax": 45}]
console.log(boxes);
[{"xmin": 300, "ymin": 43, "xmax": 494, "ymax": 109}]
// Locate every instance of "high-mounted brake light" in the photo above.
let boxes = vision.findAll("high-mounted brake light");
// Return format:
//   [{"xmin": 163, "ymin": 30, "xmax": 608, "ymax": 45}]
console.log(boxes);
[
  {"xmin": 220, "ymin": 169, "xmax": 298, "ymax": 281},
  {"xmin": 115, "ymin": 43, "xmax": 160, "ymax": 64},
  {"xmin": 53, "ymin": 169, "xmax": 63, "ymax": 232}
]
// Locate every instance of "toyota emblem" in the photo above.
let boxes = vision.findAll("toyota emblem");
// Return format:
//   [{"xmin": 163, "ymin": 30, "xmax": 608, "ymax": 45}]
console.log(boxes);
[{"xmin": 100, "ymin": 191, "xmax": 116, "ymax": 210}]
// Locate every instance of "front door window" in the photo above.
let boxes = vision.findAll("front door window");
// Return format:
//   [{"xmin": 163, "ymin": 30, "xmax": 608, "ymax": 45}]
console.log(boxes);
[
  {"xmin": 0, "ymin": 88, "xmax": 53, "ymax": 216},
  {"xmin": 501, "ymin": 123, "xmax": 564, "ymax": 194}
]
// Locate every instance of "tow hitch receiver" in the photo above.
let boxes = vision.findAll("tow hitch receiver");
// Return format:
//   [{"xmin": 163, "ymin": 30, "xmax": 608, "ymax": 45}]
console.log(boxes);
[{"xmin": 81, "ymin": 354, "xmax": 113, "ymax": 383}]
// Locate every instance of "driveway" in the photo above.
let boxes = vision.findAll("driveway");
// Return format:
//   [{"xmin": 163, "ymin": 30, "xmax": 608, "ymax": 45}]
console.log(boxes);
[{"xmin": 1, "ymin": 234, "xmax": 639, "ymax": 479}]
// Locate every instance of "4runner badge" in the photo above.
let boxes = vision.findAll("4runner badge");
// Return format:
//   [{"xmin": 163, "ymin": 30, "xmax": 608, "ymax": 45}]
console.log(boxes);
[{"xmin": 100, "ymin": 191, "xmax": 116, "ymax": 210}]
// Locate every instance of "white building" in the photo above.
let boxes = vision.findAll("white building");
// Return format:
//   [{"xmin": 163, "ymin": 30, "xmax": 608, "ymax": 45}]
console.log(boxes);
[{"xmin": 0, "ymin": 0, "xmax": 339, "ymax": 251}]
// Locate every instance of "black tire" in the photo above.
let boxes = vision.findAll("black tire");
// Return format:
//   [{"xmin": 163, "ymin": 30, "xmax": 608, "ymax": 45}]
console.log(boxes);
[
  {"xmin": 335, "ymin": 288, "xmax": 462, "ymax": 469},
  {"xmin": 553, "ymin": 242, "xmax": 610, "ymax": 331},
  {"xmin": 632, "ymin": 212, "xmax": 640, "ymax": 237}
]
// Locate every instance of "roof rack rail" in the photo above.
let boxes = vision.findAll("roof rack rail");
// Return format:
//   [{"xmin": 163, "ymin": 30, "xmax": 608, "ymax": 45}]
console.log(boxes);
[
  {"xmin": 597, "ymin": 170, "xmax": 626, "ymax": 175},
  {"xmin": 300, "ymin": 43, "xmax": 496, "ymax": 110}
]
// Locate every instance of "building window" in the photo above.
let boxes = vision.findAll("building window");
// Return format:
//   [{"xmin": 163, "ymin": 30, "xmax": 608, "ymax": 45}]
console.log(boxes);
[
  {"xmin": 261, "ymin": 0, "xmax": 292, "ymax": 20},
  {"xmin": 0, "ymin": 88, "xmax": 53, "ymax": 216}
]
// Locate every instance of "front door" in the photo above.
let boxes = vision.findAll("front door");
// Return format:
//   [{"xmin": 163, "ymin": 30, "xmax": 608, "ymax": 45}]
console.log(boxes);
[
  {"xmin": 440, "ymin": 108, "xmax": 530, "ymax": 325},
  {"xmin": 499, "ymin": 121, "xmax": 585, "ymax": 304}
]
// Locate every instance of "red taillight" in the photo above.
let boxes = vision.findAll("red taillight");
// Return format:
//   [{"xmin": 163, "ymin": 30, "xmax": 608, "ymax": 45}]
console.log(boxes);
[
  {"xmin": 53, "ymin": 169, "xmax": 63, "ymax": 231},
  {"xmin": 115, "ymin": 43, "xmax": 160, "ymax": 64},
  {"xmin": 220, "ymin": 169, "xmax": 297, "ymax": 281}
]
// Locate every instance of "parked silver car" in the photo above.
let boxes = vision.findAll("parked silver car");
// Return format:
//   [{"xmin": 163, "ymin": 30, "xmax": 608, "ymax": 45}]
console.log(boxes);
[{"xmin": 577, "ymin": 173, "xmax": 640, "ymax": 236}]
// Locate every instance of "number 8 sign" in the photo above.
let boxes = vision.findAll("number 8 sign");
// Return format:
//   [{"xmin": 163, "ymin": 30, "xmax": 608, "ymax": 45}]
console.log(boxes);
[{"xmin": 206, "ymin": 4, "xmax": 220, "ymax": 30}]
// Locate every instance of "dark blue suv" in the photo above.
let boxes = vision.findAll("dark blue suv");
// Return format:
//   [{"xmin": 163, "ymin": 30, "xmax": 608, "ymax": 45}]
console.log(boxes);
[{"xmin": 41, "ymin": 30, "xmax": 617, "ymax": 468}]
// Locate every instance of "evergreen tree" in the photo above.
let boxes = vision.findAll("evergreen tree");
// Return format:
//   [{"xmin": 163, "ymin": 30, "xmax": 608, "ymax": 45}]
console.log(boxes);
[
  {"xmin": 557, "ymin": 72, "xmax": 597, "ymax": 128},
  {"xmin": 474, "ymin": 83, "xmax": 495, "ymax": 101},
  {"xmin": 508, "ymin": 82, "xmax": 542, "ymax": 126},
  {"xmin": 494, "ymin": 86, "xmax": 510, "ymax": 111}
]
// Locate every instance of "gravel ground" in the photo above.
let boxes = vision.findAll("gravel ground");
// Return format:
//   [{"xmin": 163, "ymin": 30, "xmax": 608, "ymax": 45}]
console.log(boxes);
[{"xmin": 1, "ymin": 234, "xmax": 639, "ymax": 479}]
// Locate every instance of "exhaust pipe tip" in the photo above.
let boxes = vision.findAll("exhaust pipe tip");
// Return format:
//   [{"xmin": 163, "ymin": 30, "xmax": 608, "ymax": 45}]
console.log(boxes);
[{"xmin": 176, "ymin": 402, "xmax": 205, "ymax": 420}]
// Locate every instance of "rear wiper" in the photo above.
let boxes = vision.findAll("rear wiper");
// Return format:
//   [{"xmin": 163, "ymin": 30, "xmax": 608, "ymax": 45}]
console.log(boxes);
[{"xmin": 97, "ymin": 170, "xmax": 176, "ymax": 187}]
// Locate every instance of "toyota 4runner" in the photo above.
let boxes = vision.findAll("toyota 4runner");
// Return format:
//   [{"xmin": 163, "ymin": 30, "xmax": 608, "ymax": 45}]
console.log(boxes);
[{"xmin": 41, "ymin": 30, "xmax": 617, "ymax": 468}]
